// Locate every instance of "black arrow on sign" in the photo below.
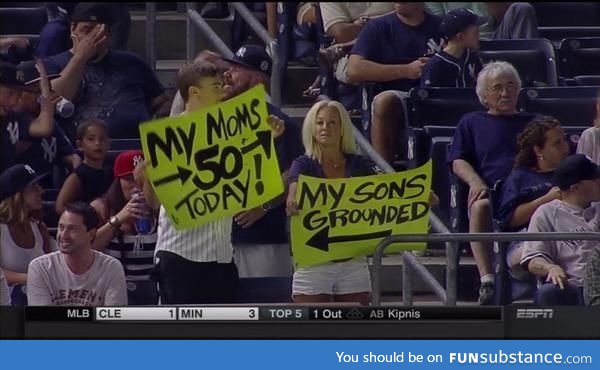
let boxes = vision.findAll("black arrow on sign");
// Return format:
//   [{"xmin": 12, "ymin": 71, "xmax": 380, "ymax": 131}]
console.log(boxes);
[
  {"xmin": 152, "ymin": 166, "xmax": 194, "ymax": 187},
  {"xmin": 306, "ymin": 226, "xmax": 393, "ymax": 252},
  {"xmin": 241, "ymin": 130, "xmax": 272, "ymax": 158}
]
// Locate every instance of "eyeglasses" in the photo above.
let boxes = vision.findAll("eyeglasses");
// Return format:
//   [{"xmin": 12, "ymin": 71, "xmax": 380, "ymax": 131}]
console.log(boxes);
[{"xmin": 488, "ymin": 84, "xmax": 518, "ymax": 94}]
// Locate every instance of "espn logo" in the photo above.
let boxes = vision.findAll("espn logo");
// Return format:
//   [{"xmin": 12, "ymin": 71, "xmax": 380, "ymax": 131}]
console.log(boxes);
[{"xmin": 515, "ymin": 309, "xmax": 554, "ymax": 319}]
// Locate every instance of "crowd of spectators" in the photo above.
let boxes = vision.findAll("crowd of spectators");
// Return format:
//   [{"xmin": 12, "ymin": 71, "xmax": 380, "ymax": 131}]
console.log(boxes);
[{"xmin": 1, "ymin": 2, "xmax": 600, "ymax": 307}]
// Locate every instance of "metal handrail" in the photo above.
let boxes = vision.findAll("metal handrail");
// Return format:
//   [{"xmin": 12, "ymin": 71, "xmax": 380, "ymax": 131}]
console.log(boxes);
[
  {"xmin": 187, "ymin": 8, "xmax": 234, "ymax": 59},
  {"xmin": 229, "ymin": 2, "xmax": 282, "ymax": 107},
  {"xmin": 371, "ymin": 232, "xmax": 600, "ymax": 306},
  {"xmin": 351, "ymin": 124, "xmax": 459, "ymax": 305},
  {"xmin": 145, "ymin": 3, "xmax": 157, "ymax": 72}
]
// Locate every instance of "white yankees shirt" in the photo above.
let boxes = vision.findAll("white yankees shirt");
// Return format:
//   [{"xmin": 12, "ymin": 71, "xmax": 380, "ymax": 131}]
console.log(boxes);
[
  {"xmin": 521, "ymin": 200, "xmax": 600, "ymax": 286},
  {"xmin": 155, "ymin": 206, "xmax": 233, "ymax": 263},
  {"xmin": 27, "ymin": 250, "xmax": 128, "ymax": 306}
]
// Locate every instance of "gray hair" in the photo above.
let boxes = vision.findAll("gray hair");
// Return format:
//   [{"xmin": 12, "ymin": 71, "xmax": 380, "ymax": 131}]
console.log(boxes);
[{"xmin": 475, "ymin": 61, "xmax": 522, "ymax": 106}]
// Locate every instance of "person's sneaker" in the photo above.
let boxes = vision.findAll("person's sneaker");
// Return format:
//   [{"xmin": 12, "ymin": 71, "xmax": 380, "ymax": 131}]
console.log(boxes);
[{"xmin": 478, "ymin": 282, "xmax": 495, "ymax": 305}]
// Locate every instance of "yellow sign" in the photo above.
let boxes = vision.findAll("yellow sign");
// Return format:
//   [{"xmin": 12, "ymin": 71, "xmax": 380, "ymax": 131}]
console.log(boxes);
[
  {"xmin": 290, "ymin": 160, "xmax": 432, "ymax": 267},
  {"xmin": 140, "ymin": 85, "xmax": 283, "ymax": 229}
]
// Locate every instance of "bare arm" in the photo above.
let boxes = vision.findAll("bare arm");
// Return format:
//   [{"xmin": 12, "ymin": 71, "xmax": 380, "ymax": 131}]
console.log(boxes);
[
  {"xmin": 55, "ymin": 173, "xmax": 83, "ymax": 215},
  {"xmin": 328, "ymin": 22, "xmax": 363, "ymax": 43},
  {"xmin": 2, "ymin": 269, "xmax": 27, "ymax": 286},
  {"xmin": 90, "ymin": 199, "xmax": 118, "ymax": 251},
  {"xmin": 451, "ymin": 159, "xmax": 485, "ymax": 186},
  {"xmin": 28, "ymin": 59, "xmax": 58, "ymax": 138},
  {"xmin": 149, "ymin": 94, "xmax": 171, "ymax": 118},
  {"xmin": 266, "ymin": 2, "xmax": 278, "ymax": 38},
  {"xmin": 509, "ymin": 187, "xmax": 560, "ymax": 228},
  {"xmin": 346, "ymin": 54, "xmax": 425, "ymax": 84},
  {"xmin": 527, "ymin": 256, "xmax": 559, "ymax": 278}
]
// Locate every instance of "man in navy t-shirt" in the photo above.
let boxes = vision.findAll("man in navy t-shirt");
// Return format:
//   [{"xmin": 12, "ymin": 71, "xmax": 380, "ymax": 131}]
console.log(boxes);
[
  {"xmin": 41, "ymin": 3, "xmax": 169, "ymax": 139},
  {"xmin": 448, "ymin": 60, "xmax": 537, "ymax": 305},
  {"xmin": 346, "ymin": 3, "xmax": 444, "ymax": 164},
  {"xmin": 0, "ymin": 62, "xmax": 60, "ymax": 173},
  {"xmin": 420, "ymin": 8, "xmax": 485, "ymax": 88},
  {"xmin": 222, "ymin": 45, "xmax": 304, "ymax": 278}
]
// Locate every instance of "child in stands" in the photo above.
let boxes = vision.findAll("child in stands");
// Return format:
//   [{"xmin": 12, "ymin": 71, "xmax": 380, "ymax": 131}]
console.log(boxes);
[
  {"xmin": 420, "ymin": 8, "xmax": 485, "ymax": 88},
  {"xmin": 55, "ymin": 119, "xmax": 113, "ymax": 214}
]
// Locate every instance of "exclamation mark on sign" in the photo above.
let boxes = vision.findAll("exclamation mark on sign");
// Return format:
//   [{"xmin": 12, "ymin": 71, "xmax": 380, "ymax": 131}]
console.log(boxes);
[{"xmin": 254, "ymin": 154, "xmax": 264, "ymax": 195}]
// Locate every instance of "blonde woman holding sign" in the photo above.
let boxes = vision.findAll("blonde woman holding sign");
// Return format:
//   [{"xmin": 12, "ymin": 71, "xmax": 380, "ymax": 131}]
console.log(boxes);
[{"xmin": 286, "ymin": 100, "xmax": 384, "ymax": 305}]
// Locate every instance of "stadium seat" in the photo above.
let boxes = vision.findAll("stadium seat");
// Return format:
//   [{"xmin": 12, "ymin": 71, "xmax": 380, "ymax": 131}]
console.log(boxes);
[
  {"xmin": 407, "ymin": 88, "xmax": 483, "ymax": 128},
  {"xmin": 42, "ymin": 188, "xmax": 60, "ymax": 202},
  {"xmin": 0, "ymin": 7, "xmax": 48, "ymax": 35},
  {"xmin": 429, "ymin": 136, "xmax": 453, "ymax": 224},
  {"xmin": 479, "ymin": 39, "xmax": 558, "ymax": 87},
  {"xmin": 42, "ymin": 200, "xmax": 58, "ymax": 228},
  {"xmin": 573, "ymin": 75, "xmax": 600, "ymax": 86},
  {"xmin": 518, "ymin": 86, "xmax": 599, "ymax": 126},
  {"xmin": 559, "ymin": 37, "xmax": 600, "ymax": 78},
  {"xmin": 541, "ymin": 27, "xmax": 600, "ymax": 48},
  {"xmin": 563, "ymin": 126, "xmax": 589, "ymax": 154},
  {"xmin": 532, "ymin": 2, "xmax": 600, "ymax": 27}
]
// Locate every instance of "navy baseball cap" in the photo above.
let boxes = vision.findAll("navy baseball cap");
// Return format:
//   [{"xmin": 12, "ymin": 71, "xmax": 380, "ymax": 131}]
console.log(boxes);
[
  {"xmin": 441, "ymin": 8, "xmax": 489, "ymax": 39},
  {"xmin": 71, "ymin": 2, "xmax": 113, "ymax": 24},
  {"xmin": 552, "ymin": 154, "xmax": 600, "ymax": 190},
  {"xmin": 222, "ymin": 44, "xmax": 272, "ymax": 76},
  {"xmin": 0, "ymin": 62, "xmax": 26, "ymax": 88},
  {"xmin": 17, "ymin": 60, "xmax": 61, "ymax": 89},
  {"xmin": 0, "ymin": 164, "xmax": 47, "ymax": 202}
]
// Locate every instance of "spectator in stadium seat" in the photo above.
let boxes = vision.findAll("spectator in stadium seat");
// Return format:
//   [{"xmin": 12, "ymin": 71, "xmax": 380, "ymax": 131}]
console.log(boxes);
[
  {"xmin": 0, "ymin": 62, "xmax": 60, "ymax": 172},
  {"xmin": 420, "ymin": 8, "xmax": 485, "ymax": 88},
  {"xmin": 55, "ymin": 119, "xmax": 113, "ymax": 215},
  {"xmin": 425, "ymin": 2, "xmax": 539, "ymax": 39},
  {"xmin": 13, "ymin": 61, "xmax": 80, "ymax": 179},
  {"xmin": 346, "ymin": 2, "xmax": 444, "ymax": 164},
  {"xmin": 37, "ymin": 3, "xmax": 76, "ymax": 58},
  {"xmin": 286, "ymin": 100, "xmax": 384, "ymax": 305},
  {"xmin": 27, "ymin": 201, "xmax": 127, "ymax": 306},
  {"xmin": 144, "ymin": 59, "xmax": 287, "ymax": 303},
  {"xmin": 42, "ymin": 2, "xmax": 170, "ymax": 139},
  {"xmin": 218, "ymin": 45, "xmax": 304, "ymax": 278},
  {"xmin": 576, "ymin": 95, "xmax": 600, "ymax": 165},
  {"xmin": 448, "ymin": 61, "xmax": 537, "ymax": 304},
  {"xmin": 584, "ymin": 246, "xmax": 600, "ymax": 305},
  {"xmin": 521, "ymin": 154, "xmax": 600, "ymax": 305},
  {"xmin": 497, "ymin": 117, "xmax": 569, "ymax": 280},
  {"xmin": 91, "ymin": 150, "xmax": 159, "ymax": 305},
  {"xmin": 0, "ymin": 164, "xmax": 54, "ymax": 305}
]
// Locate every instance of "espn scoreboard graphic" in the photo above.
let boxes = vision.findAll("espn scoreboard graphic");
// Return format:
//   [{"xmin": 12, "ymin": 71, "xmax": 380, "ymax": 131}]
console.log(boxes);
[{"xmin": 26, "ymin": 306, "xmax": 502, "ymax": 322}]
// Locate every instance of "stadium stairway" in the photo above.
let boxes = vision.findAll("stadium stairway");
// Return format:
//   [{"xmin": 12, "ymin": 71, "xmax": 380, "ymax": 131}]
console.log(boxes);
[{"xmin": 126, "ymin": 5, "xmax": 481, "ymax": 305}]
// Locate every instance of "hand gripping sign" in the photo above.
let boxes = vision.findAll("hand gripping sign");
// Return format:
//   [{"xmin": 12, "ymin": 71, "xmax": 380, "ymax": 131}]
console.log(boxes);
[
  {"xmin": 291, "ymin": 160, "xmax": 432, "ymax": 268},
  {"xmin": 140, "ymin": 85, "xmax": 283, "ymax": 230}
]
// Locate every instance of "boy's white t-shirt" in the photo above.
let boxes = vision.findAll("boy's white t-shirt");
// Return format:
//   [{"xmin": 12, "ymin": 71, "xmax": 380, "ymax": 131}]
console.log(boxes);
[
  {"xmin": 576, "ymin": 126, "xmax": 600, "ymax": 165},
  {"xmin": 27, "ymin": 250, "xmax": 127, "ymax": 306}
]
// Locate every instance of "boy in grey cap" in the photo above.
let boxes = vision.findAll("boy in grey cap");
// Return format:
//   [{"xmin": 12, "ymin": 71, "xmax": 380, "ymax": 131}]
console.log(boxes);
[{"xmin": 521, "ymin": 154, "xmax": 600, "ymax": 305}]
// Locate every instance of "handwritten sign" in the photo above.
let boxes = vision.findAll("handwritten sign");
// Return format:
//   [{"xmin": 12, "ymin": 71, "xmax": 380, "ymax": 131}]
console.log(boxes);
[
  {"xmin": 140, "ymin": 85, "xmax": 283, "ymax": 229},
  {"xmin": 290, "ymin": 160, "xmax": 432, "ymax": 267}
]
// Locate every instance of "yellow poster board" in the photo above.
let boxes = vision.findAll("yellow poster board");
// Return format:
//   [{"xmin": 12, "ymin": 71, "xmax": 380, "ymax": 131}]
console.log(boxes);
[
  {"xmin": 140, "ymin": 85, "xmax": 283, "ymax": 230},
  {"xmin": 291, "ymin": 160, "xmax": 432, "ymax": 267}
]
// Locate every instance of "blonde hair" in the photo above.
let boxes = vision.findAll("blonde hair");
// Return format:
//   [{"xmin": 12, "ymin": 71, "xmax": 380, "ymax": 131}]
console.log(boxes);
[
  {"xmin": 302, "ymin": 100, "xmax": 358, "ymax": 162},
  {"xmin": 0, "ymin": 193, "xmax": 29, "ymax": 224}
]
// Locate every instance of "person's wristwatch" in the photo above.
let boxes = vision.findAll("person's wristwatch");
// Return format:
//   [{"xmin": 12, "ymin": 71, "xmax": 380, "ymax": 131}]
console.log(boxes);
[
  {"xmin": 261, "ymin": 202, "xmax": 272, "ymax": 213},
  {"xmin": 108, "ymin": 215, "xmax": 122, "ymax": 230}
]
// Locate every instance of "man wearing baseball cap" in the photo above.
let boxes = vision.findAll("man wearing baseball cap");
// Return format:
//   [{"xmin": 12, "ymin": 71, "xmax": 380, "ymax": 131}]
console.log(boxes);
[
  {"xmin": 41, "ymin": 2, "xmax": 169, "ymax": 139},
  {"xmin": 521, "ymin": 154, "xmax": 600, "ymax": 305},
  {"xmin": 12, "ymin": 60, "xmax": 80, "ymax": 182},
  {"xmin": 0, "ymin": 61, "xmax": 60, "ymax": 172},
  {"xmin": 421, "ymin": 8, "xmax": 485, "ymax": 88},
  {"xmin": 222, "ymin": 45, "xmax": 304, "ymax": 280}
]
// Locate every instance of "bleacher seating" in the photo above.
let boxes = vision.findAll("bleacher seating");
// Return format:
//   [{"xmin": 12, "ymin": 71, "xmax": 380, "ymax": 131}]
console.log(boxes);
[
  {"xmin": 0, "ymin": 7, "xmax": 47, "ymax": 36},
  {"xmin": 407, "ymin": 88, "xmax": 483, "ymax": 128},
  {"xmin": 533, "ymin": 2, "xmax": 600, "ymax": 46},
  {"xmin": 559, "ymin": 37, "xmax": 600, "ymax": 78},
  {"xmin": 518, "ymin": 86, "xmax": 599, "ymax": 126},
  {"xmin": 479, "ymin": 39, "xmax": 558, "ymax": 87},
  {"xmin": 573, "ymin": 75, "xmax": 600, "ymax": 86}
]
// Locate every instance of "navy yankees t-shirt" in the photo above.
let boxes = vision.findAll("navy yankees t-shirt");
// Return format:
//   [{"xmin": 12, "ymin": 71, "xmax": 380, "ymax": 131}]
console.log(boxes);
[
  {"xmin": 420, "ymin": 49, "xmax": 483, "ymax": 88},
  {"xmin": 231, "ymin": 103, "xmax": 305, "ymax": 245},
  {"xmin": 496, "ymin": 168, "xmax": 554, "ymax": 231},
  {"xmin": 350, "ymin": 12, "xmax": 444, "ymax": 92},
  {"xmin": 43, "ymin": 49, "xmax": 165, "ymax": 139},
  {"xmin": 447, "ymin": 111, "xmax": 538, "ymax": 187},
  {"xmin": 1, "ymin": 111, "xmax": 33, "ymax": 172}
]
